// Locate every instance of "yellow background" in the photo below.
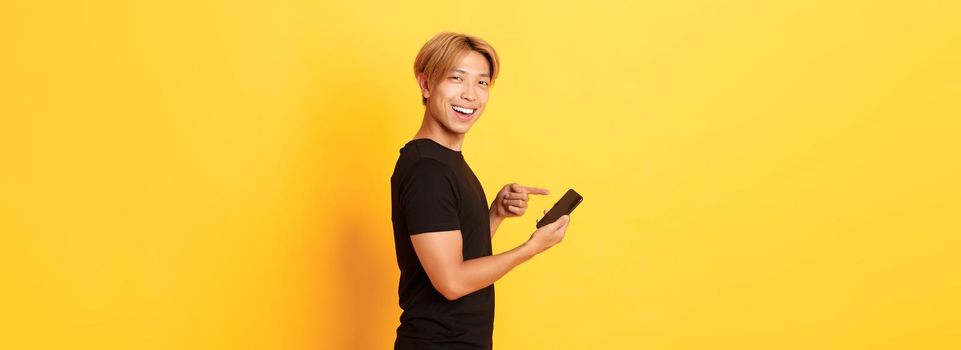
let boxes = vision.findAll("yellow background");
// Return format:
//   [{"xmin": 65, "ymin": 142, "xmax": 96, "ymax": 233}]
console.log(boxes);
[{"xmin": 2, "ymin": 0, "xmax": 959, "ymax": 349}]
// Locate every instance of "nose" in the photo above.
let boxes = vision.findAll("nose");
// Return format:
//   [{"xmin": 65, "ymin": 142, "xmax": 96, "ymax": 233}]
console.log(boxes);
[{"xmin": 460, "ymin": 83, "xmax": 477, "ymax": 102}]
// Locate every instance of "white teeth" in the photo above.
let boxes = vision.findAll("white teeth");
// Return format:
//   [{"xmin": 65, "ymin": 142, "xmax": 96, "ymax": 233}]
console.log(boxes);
[{"xmin": 452, "ymin": 105, "xmax": 475, "ymax": 114}]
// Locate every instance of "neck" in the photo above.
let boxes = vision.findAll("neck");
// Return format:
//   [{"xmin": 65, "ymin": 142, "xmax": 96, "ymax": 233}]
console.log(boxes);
[{"xmin": 413, "ymin": 110, "xmax": 464, "ymax": 152}]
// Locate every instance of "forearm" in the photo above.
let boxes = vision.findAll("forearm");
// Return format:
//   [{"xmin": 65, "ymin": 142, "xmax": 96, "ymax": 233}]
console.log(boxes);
[
  {"xmin": 489, "ymin": 209, "xmax": 504, "ymax": 238},
  {"xmin": 447, "ymin": 242, "xmax": 534, "ymax": 299}
]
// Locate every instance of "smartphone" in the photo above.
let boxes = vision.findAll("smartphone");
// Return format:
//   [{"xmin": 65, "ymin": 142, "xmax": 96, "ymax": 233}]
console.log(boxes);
[{"xmin": 536, "ymin": 189, "xmax": 583, "ymax": 228}]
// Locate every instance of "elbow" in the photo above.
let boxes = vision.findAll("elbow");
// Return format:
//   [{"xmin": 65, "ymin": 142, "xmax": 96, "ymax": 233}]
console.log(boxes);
[
  {"xmin": 433, "ymin": 279, "xmax": 466, "ymax": 301},
  {"xmin": 441, "ymin": 290, "xmax": 465, "ymax": 301}
]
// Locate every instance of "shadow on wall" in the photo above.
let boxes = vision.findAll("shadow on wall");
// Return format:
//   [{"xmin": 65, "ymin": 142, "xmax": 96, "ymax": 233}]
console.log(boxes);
[{"xmin": 307, "ymin": 68, "xmax": 402, "ymax": 349}]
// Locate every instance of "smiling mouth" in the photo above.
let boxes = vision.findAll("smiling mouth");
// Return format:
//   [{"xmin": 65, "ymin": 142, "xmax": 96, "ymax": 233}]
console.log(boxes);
[{"xmin": 451, "ymin": 105, "xmax": 476, "ymax": 120}]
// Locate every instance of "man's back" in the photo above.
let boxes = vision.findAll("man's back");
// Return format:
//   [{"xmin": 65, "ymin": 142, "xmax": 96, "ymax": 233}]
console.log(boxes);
[{"xmin": 391, "ymin": 138, "xmax": 494, "ymax": 349}]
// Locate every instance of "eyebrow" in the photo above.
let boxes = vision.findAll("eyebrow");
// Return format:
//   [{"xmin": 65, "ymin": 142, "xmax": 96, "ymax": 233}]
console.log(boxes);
[{"xmin": 452, "ymin": 68, "xmax": 490, "ymax": 78}]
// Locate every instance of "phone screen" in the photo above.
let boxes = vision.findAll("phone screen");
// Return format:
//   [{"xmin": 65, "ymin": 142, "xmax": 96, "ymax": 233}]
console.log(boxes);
[{"xmin": 536, "ymin": 189, "xmax": 583, "ymax": 228}]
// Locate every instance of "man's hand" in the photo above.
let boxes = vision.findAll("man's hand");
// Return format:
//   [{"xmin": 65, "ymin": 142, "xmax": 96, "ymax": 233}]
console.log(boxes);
[
  {"xmin": 490, "ymin": 183, "xmax": 550, "ymax": 219},
  {"xmin": 525, "ymin": 214, "xmax": 570, "ymax": 255}
]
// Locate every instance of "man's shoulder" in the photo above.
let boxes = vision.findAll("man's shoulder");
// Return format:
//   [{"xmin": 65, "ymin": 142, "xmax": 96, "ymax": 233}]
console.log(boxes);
[
  {"xmin": 392, "ymin": 155, "xmax": 461, "ymax": 203},
  {"xmin": 399, "ymin": 156, "xmax": 455, "ymax": 180}
]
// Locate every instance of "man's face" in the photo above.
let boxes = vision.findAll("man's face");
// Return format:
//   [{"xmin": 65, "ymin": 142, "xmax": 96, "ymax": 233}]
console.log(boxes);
[{"xmin": 422, "ymin": 51, "xmax": 491, "ymax": 135}]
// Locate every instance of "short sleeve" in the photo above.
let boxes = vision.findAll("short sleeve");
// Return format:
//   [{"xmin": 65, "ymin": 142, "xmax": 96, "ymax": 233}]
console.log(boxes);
[{"xmin": 399, "ymin": 158, "xmax": 461, "ymax": 235}]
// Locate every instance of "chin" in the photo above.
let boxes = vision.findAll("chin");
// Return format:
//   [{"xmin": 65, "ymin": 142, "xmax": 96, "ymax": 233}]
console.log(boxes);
[
  {"xmin": 436, "ymin": 114, "xmax": 468, "ymax": 132},
  {"xmin": 445, "ymin": 123, "xmax": 472, "ymax": 135}
]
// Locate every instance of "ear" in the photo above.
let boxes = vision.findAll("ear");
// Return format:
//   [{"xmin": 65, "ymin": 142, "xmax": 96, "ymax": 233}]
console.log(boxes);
[{"xmin": 416, "ymin": 73, "xmax": 431, "ymax": 101}]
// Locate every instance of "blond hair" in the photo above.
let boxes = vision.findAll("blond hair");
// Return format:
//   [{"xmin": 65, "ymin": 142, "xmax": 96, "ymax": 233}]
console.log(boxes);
[{"xmin": 413, "ymin": 32, "xmax": 500, "ymax": 105}]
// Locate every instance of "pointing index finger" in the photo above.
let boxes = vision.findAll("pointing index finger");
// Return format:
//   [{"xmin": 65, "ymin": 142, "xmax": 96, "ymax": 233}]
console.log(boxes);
[{"xmin": 522, "ymin": 186, "xmax": 550, "ymax": 195}]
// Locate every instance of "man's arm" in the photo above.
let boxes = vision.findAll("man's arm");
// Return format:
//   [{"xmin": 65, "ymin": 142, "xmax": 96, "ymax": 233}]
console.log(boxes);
[
  {"xmin": 410, "ymin": 215, "xmax": 570, "ymax": 301},
  {"xmin": 489, "ymin": 209, "xmax": 504, "ymax": 238}
]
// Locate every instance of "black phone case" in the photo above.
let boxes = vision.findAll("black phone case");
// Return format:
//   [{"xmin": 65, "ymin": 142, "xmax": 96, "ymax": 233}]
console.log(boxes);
[{"xmin": 536, "ymin": 189, "xmax": 583, "ymax": 228}]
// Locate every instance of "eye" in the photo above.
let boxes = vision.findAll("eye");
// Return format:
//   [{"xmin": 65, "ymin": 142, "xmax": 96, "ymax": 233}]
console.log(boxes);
[
  {"xmin": 449, "ymin": 76, "xmax": 463, "ymax": 82},
  {"xmin": 479, "ymin": 80, "xmax": 489, "ymax": 86}
]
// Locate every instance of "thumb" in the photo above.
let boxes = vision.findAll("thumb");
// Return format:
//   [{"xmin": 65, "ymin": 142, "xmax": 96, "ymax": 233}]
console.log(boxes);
[{"xmin": 548, "ymin": 215, "xmax": 570, "ymax": 229}]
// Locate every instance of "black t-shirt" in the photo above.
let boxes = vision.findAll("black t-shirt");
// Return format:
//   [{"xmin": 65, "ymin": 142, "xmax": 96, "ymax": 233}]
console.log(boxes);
[{"xmin": 390, "ymin": 138, "xmax": 494, "ymax": 350}]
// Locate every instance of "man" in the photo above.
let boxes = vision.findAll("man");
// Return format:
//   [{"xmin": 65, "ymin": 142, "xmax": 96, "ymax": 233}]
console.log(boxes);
[{"xmin": 390, "ymin": 32, "xmax": 572, "ymax": 350}]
